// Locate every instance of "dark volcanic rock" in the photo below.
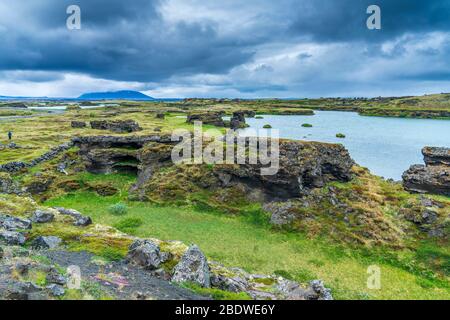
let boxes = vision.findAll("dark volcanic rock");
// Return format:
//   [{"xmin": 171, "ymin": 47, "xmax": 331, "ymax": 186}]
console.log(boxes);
[
  {"xmin": 423, "ymin": 147, "xmax": 450, "ymax": 166},
  {"xmin": 214, "ymin": 140, "xmax": 354, "ymax": 199},
  {"xmin": 0, "ymin": 173, "xmax": 21, "ymax": 194},
  {"xmin": 74, "ymin": 135, "xmax": 354, "ymax": 201},
  {"xmin": 127, "ymin": 240, "xmax": 162, "ymax": 270},
  {"xmin": 54, "ymin": 207, "xmax": 92, "ymax": 227},
  {"xmin": 31, "ymin": 210, "xmax": 54, "ymax": 223},
  {"xmin": 0, "ymin": 230, "xmax": 26, "ymax": 246},
  {"xmin": 403, "ymin": 147, "xmax": 450, "ymax": 196},
  {"xmin": 230, "ymin": 111, "xmax": 248, "ymax": 130},
  {"xmin": 0, "ymin": 214, "xmax": 32, "ymax": 231},
  {"xmin": 31, "ymin": 236, "xmax": 62, "ymax": 250},
  {"xmin": 74, "ymin": 135, "xmax": 176, "ymax": 179},
  {"xmin": 403, "ymin": 165, "xmax": 449, "ymax": 196},
  {"xmin": 187, "ymin": 112, "xmax": 225, "ymax": 127},
  {"xmin": 90, "ymin": 120, "xmax": 142, "ymax": 133},
  {"xmin": 71, "ymin": 121, "xmax": 87, "ymax": 128}
]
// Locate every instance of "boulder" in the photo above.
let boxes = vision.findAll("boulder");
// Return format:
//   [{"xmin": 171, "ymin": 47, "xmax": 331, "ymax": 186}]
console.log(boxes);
[
  {"xmin": 403, "ymin": 147, "xmax": 450, "ymax": 196},
  {"xmin": 403, "ymin": 164, "xmax": 450, "ymax": 196},
  {"xmin": 31, "ymin": 236, "xmax": 62, "ymax": 250},
  {"xmin": 214, "ymin": 139, "xmax": 354, "ymax": 199},
  {"xmin": 54, "ymin": 207, "xmax": 92, "ymax": 227},
  {"xmin": 71, "ymin": 121, "xmax": 87, "ymax": 128},
  {"xmin": 31, "ymin": 210, "xmax": 55, "ymax": 224},
  {"xmin": 423, "ymin": 147, "xmax": 450, "ymax": 166},
  {"xmin": 127, "ymin": 240, "xmax": 162, "ymax": 270},
  {"xmin": 90, "ymin": 120, "xmax": 142, "ymax": 133},
  {"xmin": 210, "ymin": 273, "xmax": 249, "ymax": 293},
  {"xmin": 172, "ymin": 245, "xmax": 211, "ymax": 288},
  {"xmin": 1, "ymin": 281, "xmax": 44, "ymax": 300},
  {"xmin": 275, "ymin": 279, "xmax": 333, "ymax": 300},
  {"xmin": 263, "ymin": 202, "xmax": 297, "ymax": 226},
  {"xmin": 46, "ymin": 268, "xmax": 67, "ymax": 285},
  {"xmin": 229, "ymin": 111, "xmax": 249, "ymax": 130},
  {"xmin": 0, "ymin": 230, "xmax": 26, "ymax": 246},
  {"xmin": 156, "ymin": 113, "xmax": 166, "ymax": 119},
  {"xmin": 0, "ymin": 214, "xmax": 32, "ymax": 231},
  {"xmin": 46, "ymin": 284, "xmax": 65, "ymax": 297},
  {"xmin": 0, "ymin": 173, "xmax": 21, "ymax": 194}
]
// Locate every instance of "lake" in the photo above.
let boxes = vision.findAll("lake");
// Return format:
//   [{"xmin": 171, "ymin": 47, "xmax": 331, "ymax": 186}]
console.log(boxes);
[{"xmin": 239, "ymin": 111, "xmax": 450, "ymax": 180}]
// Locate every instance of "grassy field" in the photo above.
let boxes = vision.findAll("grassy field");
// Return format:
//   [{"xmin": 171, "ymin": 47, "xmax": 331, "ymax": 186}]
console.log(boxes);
[{"xmin": 42, "ymin": 173, "xmax": 449, "ymax": 300}]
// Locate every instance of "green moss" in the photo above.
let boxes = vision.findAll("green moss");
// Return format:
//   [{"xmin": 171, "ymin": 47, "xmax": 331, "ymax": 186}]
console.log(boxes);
[
  {"xmin": 181, "ymin": 282, "xmax": 251, "ymax": 300},
  {"xmin": 113, "ymin": 217, "xmax": 143, "ymax": 234},
  {"xmin": 301, "ymin": 123, "xmax": 313, "ymax": 128},
  {"xmin": 253, "ymin": 277, "xmax": 276, "ymax": 285},
  {"xmin": 336, "ymin": 133, "xmax": 346, "ymax": 138}
]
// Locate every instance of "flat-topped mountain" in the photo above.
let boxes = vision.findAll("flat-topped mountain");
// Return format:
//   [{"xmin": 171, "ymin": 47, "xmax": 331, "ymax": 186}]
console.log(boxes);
[{"xmin": 78, "ymin": 90, "xmax": 154, "ymax": 101}]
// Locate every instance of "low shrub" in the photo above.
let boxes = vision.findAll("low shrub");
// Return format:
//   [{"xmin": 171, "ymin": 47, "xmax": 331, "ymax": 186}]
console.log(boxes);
[{"xmin": 108, "ymin": 202, "xmax": 128, "ymax": 216}]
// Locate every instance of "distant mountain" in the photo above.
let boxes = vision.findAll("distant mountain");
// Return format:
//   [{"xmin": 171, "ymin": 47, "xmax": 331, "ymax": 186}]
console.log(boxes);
[{"xmin": 77, "ymin": 90, "xmax": 154, "ymax": 101}]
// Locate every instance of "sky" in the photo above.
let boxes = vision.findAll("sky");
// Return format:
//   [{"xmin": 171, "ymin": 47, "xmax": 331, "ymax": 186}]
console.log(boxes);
[{"xmin": 0, "ymin": 0, "xmax": 450, "ymax": 98}]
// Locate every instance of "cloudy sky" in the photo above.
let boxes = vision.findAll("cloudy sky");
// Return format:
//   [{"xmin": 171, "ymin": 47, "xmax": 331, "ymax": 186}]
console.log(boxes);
[{"xmin": 0, "ymin": 0, "xmax": 449, "ymax": 98}]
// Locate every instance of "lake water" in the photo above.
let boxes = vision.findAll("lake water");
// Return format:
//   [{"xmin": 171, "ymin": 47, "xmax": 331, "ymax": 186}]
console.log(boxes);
[
  {"xmin": 26, "ymin": 104, "xmax": 118, "ymax": 111},
  {"xmin": 239, "ymin": 111, "xmax": 450, "ymax": 180}
]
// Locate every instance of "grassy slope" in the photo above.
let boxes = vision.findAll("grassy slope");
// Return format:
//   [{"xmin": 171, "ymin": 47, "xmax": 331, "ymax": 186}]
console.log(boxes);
[
  {"xmin": 1, "ymin": 102, "xmax": 449, "ymax": 300},
  {"xmin": 43, "ymin": 173, "xmax": 449, "ymax": 300}
]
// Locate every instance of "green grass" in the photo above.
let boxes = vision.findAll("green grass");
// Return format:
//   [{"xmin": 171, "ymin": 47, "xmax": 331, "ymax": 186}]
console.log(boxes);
[{"xmin": 44, "ymin": 179, "xmax": 450, "ymax": 300}]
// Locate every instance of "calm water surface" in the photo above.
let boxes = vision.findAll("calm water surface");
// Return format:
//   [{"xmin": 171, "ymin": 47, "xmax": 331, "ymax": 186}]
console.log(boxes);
[{"xmin": 239, "ymin": 111, "xmax": 450, "ymax": 180}]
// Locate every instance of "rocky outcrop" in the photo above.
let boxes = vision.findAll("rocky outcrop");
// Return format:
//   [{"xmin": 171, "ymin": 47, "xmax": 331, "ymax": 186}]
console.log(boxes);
[
  {"xmin": 230, "ymin": 111, "xmax": 249, "ymax": 130},
  {"xmin": 172, "ymin": 245, "xmax": 211, "ymax": 288},
  {"xmin": 73, "ymin": 135, "xmax": 175, "ymax": 175},
  {"xmin": 127, "ymin": 240, "xmax": 163, "ymax": 270},
  {"xmin": 90, "ymin": 120, "xmax": 142, "ymax": 133},
  {"xmin": 0, "ymin": 231, "xmax": 26, "ymax": 246},
  {"xmin": 31, "ymin": 236, "xmax": 62, "ymax": 250},
  {"xmin": 71, "ymin": 121, "xmax": 86, "ymax": 128},
  {"xmin": 0, "ymin": 173, "xmax": 21, "ymax": 194},
  {"xmin": 187, "ymin": 112, "xmax": 225, "ymax": 127},
  {"xmin": 423, "ymin": 147, "xmax": 450, "ymax": 166},
  {"xmin": 31, "ymin": 210, "xmax": 55, "ymax": 224},
  {"xmin": 0, "ymin": 214, "xmax": 32, "ymax": 231},
  {"xmin": 53, "ymin": 207, "xmax": 92, "ymax": 227},
  {"xmin": 213, "ymin": 139, "xmax": 354, "ymax": 199},
  {"xmin": 73, "ymin": 135, "xmax": 354, "ymax": 201},
  {"xmin": 403, "ymin": 147, "xmax": 450, "ymax": 196}
]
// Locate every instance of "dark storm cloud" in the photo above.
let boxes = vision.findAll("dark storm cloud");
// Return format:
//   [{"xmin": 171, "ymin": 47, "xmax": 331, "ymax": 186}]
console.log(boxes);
[
  {"xmin": 0, "ymin": 0, "xmax": 254, "ymax": 82},
  {"xmin": 0, "ymin": 0, "xmax": 449, "ymax": 96},
  {"xmin": 288, "ymin": 0, "xmax": 450, "ymax": 42}
]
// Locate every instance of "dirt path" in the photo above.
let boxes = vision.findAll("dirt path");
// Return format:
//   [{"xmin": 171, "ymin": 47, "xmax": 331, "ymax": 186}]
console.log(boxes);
[{"xmin": 44, "ymin": 250, "xmax": 207, "ymax": 300}]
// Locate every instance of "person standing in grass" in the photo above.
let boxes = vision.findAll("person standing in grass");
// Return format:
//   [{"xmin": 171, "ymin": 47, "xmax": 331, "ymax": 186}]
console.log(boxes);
[{"xmin": 7, "ymin": 131, "xmax": 12, "ymax": 141}]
